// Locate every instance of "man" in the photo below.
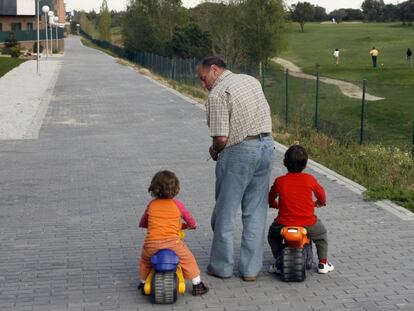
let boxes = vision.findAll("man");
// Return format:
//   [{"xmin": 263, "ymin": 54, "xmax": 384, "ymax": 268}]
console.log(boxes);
[
  {"xmin": 197, "ymin": 56, "xmax": 275, "ymax": 281},
  {"xmin": 369, "ymin": 47, "xmax": 379, "ymax": 68}
]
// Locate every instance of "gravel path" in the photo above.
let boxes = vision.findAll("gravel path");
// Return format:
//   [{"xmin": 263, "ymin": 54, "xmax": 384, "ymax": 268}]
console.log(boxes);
[
  {"xmin": 273, "ymin": 57, "xmax": 384, "ymax": 102},
  {"xmin": 0, "ymin": 56, "xmax": 63, "ymax": 140}
]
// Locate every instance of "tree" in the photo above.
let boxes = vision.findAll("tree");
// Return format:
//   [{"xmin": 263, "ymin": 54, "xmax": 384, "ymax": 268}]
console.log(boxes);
[
  {"xmin": 291, "ymin": 2, "xmax": 315, "ymax": 32},
  {"xmin": 189, "ymin": 2, "xmax": 244, "ymax": 64},
  {"xmin": 399, "ymin": 0, "xmax": 414, "ymax": 25},
  {"xmin": 122, "ymin": 0, "xmax": 187, "ymax": 56},
  {"xmin": 313, "ymin": 6, "xmax": 328, "ymax": 22},
  {"xmin": 98, "ymin": 0, "xmax": 112, "ymax": 40},
  {"xmin": 361, "ymin": 0, "xmax": 385, "ymax": 21},
  {"xmin": 170, "ymin": 23, "xmax": 212, "ymax": 59},
  {"xmin": 240, "ymin": 0, "xmax": 286, "ymax": 69}
]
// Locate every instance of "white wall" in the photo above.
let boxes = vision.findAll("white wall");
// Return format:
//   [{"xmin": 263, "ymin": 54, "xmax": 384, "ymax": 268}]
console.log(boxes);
[{"xmin": 17, "ymin": 0, "xmax": 35, "ymax": 15}]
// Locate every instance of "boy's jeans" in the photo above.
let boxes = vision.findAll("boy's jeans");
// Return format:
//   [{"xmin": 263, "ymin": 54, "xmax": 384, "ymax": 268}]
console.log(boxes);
[{"xmin": 208, "ymin": 135, "xmax": 275, "ymax": 277}]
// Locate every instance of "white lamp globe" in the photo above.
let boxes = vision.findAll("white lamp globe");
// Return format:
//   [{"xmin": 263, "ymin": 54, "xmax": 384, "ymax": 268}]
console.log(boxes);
[
  {"xmin": 48, "ymin": 11, "xmax": 54, "ymax": 17},
  {"xmin": 42, "ymin": 5, "xmax": 49, "ymax": 13},
  {"xmin": 54, "ymin": 16, "xmax": 59, "ymax": 23}
]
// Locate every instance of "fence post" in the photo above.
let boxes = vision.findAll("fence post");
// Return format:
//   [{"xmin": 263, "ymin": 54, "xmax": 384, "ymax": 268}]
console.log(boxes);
[
  {"xmin": 171, "ymin": 58, "xmax": 176, "ymax": 80},
  {"xmin": 314, "ymin": 70, "xmax": 320, "ymax": 130},
  {"xmin": 359, "ymin": 79, "xmax": 366, "ymax": 145},
  {"xmin": 412, "ymin": 120, "xmax": 414, "ymax": 159},
  {"xmin": 261, "ymin": 63, "xmax": 265, "ymax": 92},
  {"xmin": 285, "ymin": 69, "xmax": 289, "ymax": 127}
]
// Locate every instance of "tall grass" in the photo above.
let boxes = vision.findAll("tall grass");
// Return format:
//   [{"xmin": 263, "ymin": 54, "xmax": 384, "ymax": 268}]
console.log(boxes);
[{"xmin": 272, "ymin": 117, "xmax": 414, "ymax": 212}]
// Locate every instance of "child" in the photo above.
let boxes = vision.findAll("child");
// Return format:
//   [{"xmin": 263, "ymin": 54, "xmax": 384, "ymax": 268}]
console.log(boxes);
[
  {"xmin": 138, "ymin": 170, "xmax": 209, "ymax": 296},
  {"xmin": 267, "ymin": 145, "xmax": 334, "ymax": 274}
]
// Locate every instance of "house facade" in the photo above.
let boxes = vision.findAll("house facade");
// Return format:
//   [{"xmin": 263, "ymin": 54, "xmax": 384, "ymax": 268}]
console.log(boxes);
[{"xmin": 0, "ymin": 0, "xmax": 65, "ymax": 50}]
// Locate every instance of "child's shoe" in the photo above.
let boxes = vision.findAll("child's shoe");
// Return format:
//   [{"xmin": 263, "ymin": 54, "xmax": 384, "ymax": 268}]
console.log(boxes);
[
  {"xmin": 268, "ymin": 263, "xmax": 282, "ymax": 275},
  {"xmin": 318, "ymin": 262, "xmax": 334, "ymax": 274},
  {"xmin": 192, "ymin": 281, "xmax": 209, "ymax": 296}
]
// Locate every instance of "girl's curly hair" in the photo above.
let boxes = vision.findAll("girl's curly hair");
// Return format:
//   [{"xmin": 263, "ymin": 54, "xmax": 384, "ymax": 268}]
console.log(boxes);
[{"xmin": 148, "ymin": 170, "xmax": 180, "ymax": 199}]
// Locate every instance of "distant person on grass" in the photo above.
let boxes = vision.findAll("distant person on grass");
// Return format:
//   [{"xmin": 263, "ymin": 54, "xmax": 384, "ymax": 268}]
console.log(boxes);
[
  {"xmin": 369, "ymin": 47, "xmax": 379, "ymax": 68},
  {"xmin": 267, "ymin": 145, "xmax": 334, "ymax": 275},
  {"xmin": 406, "ymin": 48, "xmax": 412, "ymax": 68},
  {"xmin": 333, "ymin": 48, "xmax": 340, "ymax": 65}
]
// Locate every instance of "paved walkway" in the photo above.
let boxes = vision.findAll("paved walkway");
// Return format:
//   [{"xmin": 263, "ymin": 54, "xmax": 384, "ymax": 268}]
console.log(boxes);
[
  {"xmin": 0, "ymin": 37, "xmax": 413, "ymax": 311},
  {"xmin": 272, "ymin": 58, "xmax": 384, "ymax": 101}
]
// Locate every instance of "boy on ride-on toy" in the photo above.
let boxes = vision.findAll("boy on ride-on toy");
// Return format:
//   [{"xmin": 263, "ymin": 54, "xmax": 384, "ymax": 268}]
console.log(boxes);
[
  {"xmin": 138, "ymin": 170, "xmax": 209, "ymax": 296},
  {"xmin": 267, "ymin": 145, "xmax": 334, "ymax": 274}
]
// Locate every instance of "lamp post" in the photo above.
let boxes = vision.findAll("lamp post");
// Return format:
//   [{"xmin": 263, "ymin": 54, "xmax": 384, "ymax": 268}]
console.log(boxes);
[
  {"xmin": 36, "ymin": 0, "xmax": 40, "ymax": 74},
  {"xmin": 48, "ymin": 11, "xmax": 54, "ymax": 54},
  {"xmin": 42, "ymin": 5, "xmax": 49, "ymax": 58},
  {"xmin": 54, "ymin": 16, "xmax": 59, "ymax": 52}
]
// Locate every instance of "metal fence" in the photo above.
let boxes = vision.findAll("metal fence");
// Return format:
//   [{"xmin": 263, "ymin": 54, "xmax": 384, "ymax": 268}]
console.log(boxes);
[
  {"xmin": 0, "ymin": 29, "xmax": 64, "ymax": 42},
  {"xmin": 80, "ymin": 29, "xmax": 414, "ymax": 155}
]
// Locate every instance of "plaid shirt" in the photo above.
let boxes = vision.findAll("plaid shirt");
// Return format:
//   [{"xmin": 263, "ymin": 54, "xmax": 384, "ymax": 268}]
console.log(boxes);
[{"xmin": 206, "ymin": 70, "xmax": 272, "ymax": 147}]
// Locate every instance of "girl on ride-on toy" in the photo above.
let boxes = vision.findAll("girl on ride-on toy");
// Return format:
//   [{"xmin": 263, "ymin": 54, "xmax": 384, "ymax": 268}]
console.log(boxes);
[
  {"xmin": 267, "ymin": 145, "xmax": 334, "ymax": 274},
  {"xmin": 138, "ymin": 170, "xmax": 209, "ymax": 296}
]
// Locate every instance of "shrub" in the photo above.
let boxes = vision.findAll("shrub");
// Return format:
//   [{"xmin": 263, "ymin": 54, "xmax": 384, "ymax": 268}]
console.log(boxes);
[
  {"xmin": 9, "ymin": 47, "xmax": 21, "ymax": 58},
  {"xmin": 33, "ymin": 42, "xmax": 44, "ymax": 53}
]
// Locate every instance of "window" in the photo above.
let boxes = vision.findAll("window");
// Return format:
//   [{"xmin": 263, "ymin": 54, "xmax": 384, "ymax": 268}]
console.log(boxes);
[
  {"xmin": 27, "ymin": 23, "xmax": 33, "ymax": 31},
  {"xmin": 11, "ymin": 23, "xmax": 22, "ymax": 31}
]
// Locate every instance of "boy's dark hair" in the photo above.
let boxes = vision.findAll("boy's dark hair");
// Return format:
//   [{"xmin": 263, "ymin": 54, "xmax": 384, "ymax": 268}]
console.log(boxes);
[
  {"xmin": 199, "ymin": 56, "xmax": 227, "ymax": 69},
  {"xmin": 148, "ymin": 170, "xmax": 180, "ymax": 199},
  {"xmin": 283, "ymin": 145, "xmax": 308, "ymax": 173}
]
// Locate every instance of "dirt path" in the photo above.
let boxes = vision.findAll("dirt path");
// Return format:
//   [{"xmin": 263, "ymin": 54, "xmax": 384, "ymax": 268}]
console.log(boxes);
[{"xmin": 273, "ymin": 57, "xmax": 384, "ymax": 101}]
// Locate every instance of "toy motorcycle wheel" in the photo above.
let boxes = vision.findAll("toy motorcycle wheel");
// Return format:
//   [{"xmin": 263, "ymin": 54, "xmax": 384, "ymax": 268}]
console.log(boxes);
[
  {"xmin": 151, "ymin": 271, "xmax": 178, "ymax": 304},
  {"xmin": 282, "ymin": 247, "xmax": 306, "ymax": 282},
  {"xmin": 305, "ymin": 242, "xmax": 313, "ymax": 270}
]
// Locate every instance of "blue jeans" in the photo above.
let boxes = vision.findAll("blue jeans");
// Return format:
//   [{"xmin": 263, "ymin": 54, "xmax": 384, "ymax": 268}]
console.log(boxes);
[{"xmin": 208, "ymin": 135, "xmax": 275, "ymax": 277}]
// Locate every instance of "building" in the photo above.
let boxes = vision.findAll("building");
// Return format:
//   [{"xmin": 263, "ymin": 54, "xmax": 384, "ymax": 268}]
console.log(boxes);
[{"xmin": 0, "ymin": 0, "xmax": 65, "ymax": 50}]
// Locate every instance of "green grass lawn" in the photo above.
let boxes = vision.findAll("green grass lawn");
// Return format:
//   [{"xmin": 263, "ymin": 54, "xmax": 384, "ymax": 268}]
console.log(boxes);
[
  {"xmin": 272, "ymin": 22, "xmax": 414, "ymax": 149},
  {"xmin": 0, "ymin": 57, "xmax": 26, "ymax": 78}
]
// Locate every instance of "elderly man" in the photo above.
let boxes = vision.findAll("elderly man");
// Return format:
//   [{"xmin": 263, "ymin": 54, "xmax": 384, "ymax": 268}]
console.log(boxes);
[{"xmin": 198, "ymin": 56, "xmax": 275, "ymax": 281}]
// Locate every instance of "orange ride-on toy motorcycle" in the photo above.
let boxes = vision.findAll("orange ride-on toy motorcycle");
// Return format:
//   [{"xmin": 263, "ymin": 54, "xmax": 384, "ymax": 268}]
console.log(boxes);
[
  {"xmin": 279, "ymin": 226, "xmax": 313, "ymax": 282},
  {"xmin": 143, "ymin": 229, "xmax": 186, "ymax": 304}
]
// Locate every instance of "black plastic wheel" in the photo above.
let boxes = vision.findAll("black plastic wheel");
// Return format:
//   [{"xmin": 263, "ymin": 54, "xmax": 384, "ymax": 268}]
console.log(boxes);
[
  {"xmin": 282, "ymin": 247, "xmax": 306, "ymax": 282},
  {"xmin": 305, "ymin": 242, "xmax": 313, "ymax": 270},
  {"xmin": 151, "ymin": 272, "xmax": 178, "ymax": 304}
]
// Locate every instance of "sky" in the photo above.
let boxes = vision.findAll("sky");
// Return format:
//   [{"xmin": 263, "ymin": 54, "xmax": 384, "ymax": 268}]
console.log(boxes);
[{"xmin": 65, "ymin": 0, "xmax": 402, "ymax": 13}]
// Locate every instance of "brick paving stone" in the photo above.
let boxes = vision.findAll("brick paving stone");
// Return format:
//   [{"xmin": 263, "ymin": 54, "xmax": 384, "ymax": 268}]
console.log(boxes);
[{"xmin": 0, "ymin": 36, "xmax": 413, "ymax": 311}]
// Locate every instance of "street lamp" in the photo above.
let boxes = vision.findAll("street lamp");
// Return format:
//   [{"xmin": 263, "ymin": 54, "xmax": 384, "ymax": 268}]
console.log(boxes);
[
  {"xmin": 54, "ymin": 16, "xmax": 59, "ymax": 52},
  {"xmin": 36, "ymin": 0, "xmax": 40, "ymax": 74},
  {"xmin": 42, "ymin": 5, "xmax": 49, "ymax": 58},
  {"xmin": 48, "ymin": 11, "xmax": 54, "ymax": 54}
]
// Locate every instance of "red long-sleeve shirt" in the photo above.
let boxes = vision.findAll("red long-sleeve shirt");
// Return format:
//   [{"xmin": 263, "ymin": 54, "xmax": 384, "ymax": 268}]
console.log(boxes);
[{"xmin": 268, "ymin": 172, "xmax": 326, "ymax": 226}]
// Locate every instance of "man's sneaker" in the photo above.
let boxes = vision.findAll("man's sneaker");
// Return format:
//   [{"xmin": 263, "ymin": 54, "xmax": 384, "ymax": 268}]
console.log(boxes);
[
  {"xmin": 192, "ymin": 282, "xmax": 209, "ymax": 296},
  {"xmin": 268, "ymin": 263, "xmax": 282, "ymax": 275},
  {"xmin": 318, "ymin": 262, "xmax": 334, "ymax": 274}
]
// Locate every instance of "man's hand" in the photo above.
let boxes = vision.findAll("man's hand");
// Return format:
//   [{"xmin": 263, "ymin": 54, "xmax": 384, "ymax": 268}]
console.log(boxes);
[
  {"xmin": 209, "ymin": 136, "xmax": 228, "ymax": 161},
  {"xmin": 209, "ymin": 146, "xmax": 219, "ymax": 161}
]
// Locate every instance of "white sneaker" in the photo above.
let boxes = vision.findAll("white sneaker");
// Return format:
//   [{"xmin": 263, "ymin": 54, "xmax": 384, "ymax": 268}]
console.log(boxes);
[
  {"xmin": 318, "ymin": 262, "xmax": 334, "ymax": 274},
  {"xmin": 268, "ymin": 263, "xmax": 282, "ymax": 274}
]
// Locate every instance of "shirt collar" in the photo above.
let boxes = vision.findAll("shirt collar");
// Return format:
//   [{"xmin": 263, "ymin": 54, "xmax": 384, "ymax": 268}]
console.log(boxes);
[{"xmin": 211, "ymin": 70, "xmax": 232, "ymax": 91}]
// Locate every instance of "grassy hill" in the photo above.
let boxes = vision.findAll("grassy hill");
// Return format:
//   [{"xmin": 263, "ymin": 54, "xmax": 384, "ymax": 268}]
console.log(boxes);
[{"xmin": 266, "ymin": 22, "xmax": 414, "ymax": 149}]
